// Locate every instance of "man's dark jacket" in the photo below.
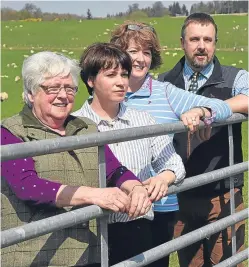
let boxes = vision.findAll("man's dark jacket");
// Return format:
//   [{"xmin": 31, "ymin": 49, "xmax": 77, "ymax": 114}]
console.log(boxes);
[{"xmin": 158, "ymin": 56, "xmax": 243, "ymax": 196}]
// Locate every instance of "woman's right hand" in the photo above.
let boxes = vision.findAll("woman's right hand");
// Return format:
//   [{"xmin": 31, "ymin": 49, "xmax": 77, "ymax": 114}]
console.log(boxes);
[{"xmin": 91, "ymin": 187, "xmax": 130, "ymax": 213}]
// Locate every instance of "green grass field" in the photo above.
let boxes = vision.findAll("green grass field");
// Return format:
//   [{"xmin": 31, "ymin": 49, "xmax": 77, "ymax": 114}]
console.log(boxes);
[{"xmin": 1, "ymin": 15, "xmax": 248, "ymax": 266}]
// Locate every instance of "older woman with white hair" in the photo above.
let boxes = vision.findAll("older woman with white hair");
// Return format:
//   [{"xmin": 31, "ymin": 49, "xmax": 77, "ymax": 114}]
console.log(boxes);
[{"xmin": 1, "ymin": 51, "xmax": 151, "ymax": 267}]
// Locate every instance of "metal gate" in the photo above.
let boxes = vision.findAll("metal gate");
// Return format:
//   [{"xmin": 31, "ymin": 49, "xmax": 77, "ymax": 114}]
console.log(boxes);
[{"xmin": 1, "ymin": 113, "xmax": 248, "ymax": 266}]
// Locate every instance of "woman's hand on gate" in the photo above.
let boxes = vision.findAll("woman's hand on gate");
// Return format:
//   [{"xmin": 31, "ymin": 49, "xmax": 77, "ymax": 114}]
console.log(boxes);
[
  {"xmin": 90, "ymin": 187, "xmax": 130, "ymax": 212},
  {"xmin": 180, "ymin": 108, "xmax": 201, "ymax": 134},
  {"xmin": 142, "ymin": 171, "xmax": 175, "ymax": 202},
  {"xmin": 127, "ymin": 185, "xmax": 151, "ymax": 219}
]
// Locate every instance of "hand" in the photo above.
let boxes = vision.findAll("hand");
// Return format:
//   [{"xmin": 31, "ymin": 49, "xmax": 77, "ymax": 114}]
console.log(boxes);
[
  {"xmin": 142, "ymin": 174, "xmax": 171, "ymax": 202},
  {"xmin": 180, "ymin": 108, "xmax": 203, "ymax": 134},
  {"xmin": 91, "ymin": 187, "xmax": 130, "ymax": 213},
  {"xmin": 195, "ymin": 126, "xmax": 212, "ymax": 141},
  {"xmin": 128, "ymin": 185, "xmax": 151, "ymax": 219}
]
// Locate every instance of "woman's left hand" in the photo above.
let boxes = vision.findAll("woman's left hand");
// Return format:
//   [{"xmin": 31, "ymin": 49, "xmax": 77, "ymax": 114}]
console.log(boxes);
[
  {"xmin": 180, "ymin": 108, "xmax": 202, "ymax": 134},
  {"xmin": 142, "ymin": 175, "xmax": 170, "ymax": 202},
  {"xmin": 128, "ymin": 185, "xmax": 151, "ymax": 219}
]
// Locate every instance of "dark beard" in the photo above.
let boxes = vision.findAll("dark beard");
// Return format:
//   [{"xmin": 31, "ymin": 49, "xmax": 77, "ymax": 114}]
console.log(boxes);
[{"xmin": 190, "ymin": 55, "xmax": 212, "ymax": 71}]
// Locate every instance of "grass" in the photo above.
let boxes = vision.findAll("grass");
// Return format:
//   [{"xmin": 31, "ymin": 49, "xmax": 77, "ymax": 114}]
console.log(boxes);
[{"xmin": 1, "ymin": 15, "xmax": 248, "ymax": 266}]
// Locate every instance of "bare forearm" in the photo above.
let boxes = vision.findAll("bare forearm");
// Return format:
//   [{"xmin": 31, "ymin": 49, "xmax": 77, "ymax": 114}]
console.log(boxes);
[
  {"xmin": 55, "ymin": 185, "xmax": 98, "ymax": 208},
  {"xmin": 226, "ymin": 95, "xmax": 248, "ymax": 114},
  {"xmin": 55, "ymin": 185, "xmax": 131, "ymax": 213}
]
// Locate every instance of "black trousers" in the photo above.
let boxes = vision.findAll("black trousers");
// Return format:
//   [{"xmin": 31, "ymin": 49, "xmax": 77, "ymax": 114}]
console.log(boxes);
[
  {"xmin": 148, "ymin": 211, "xmax": 176, "ymax": 267},
  {"xmin": 108, "ymin": 218, "xmax": 153, "ymax": 266}
]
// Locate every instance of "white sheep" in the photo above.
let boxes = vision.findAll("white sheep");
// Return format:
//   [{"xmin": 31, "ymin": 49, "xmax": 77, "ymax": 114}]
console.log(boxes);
[
  {"xmin": 0, "ymin": 92, "xmax": 9, "ymax": 101},
  {"xmin": 15, "ymin": 76, "xmax": 21, "ymax": 82}
]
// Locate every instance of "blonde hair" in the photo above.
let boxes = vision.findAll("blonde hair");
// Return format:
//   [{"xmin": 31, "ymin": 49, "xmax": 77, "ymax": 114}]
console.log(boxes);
[{"xmin": 110, "ymin": 20, "xmax": 162, "ymax": 70}]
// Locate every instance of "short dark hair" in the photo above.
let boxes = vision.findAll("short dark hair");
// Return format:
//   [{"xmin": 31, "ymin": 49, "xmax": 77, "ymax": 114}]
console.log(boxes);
[
  {"xmin": 79, "ymin": 43, "xmax": 132, "ymax": 95},
  {"xmin": 181, "ymin": 13, "xmax": 218, "ymax": 42}
]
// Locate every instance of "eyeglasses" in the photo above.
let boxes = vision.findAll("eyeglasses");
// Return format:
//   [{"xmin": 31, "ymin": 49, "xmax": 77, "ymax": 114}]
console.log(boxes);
[
  {"xmin": 126, "ymin": 24, "xmax": 155, "ymax": 33},
  {"xmin": 40, "ymin": 85, "xmax": 78, "ymax": 95}
]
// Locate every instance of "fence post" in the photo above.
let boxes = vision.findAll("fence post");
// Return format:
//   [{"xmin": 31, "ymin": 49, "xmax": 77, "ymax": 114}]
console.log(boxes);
[
  {"xmin": 98, "ymin": 145, "xmax": 109, "ymax": 267},
  {"xmin": 228, "ymin": 125, "xmax": 236, "ymax": 255}
]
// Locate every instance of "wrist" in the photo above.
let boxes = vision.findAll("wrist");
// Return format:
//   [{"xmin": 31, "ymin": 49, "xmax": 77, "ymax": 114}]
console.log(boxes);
[
  {"xmin": 157, "ymin": 170, "xmax": 176, "ymax": 185},
  {"xmin": 132, "ymin": 184, "xmax": 145, "ymax": 192},
  {"xmin": 120, "ymin": 180, "xmax": 143, "ymax": 194},
  {"xmin": 76, "ymin": 186, "xmax": 99, "ymax": 206},
  {"xmin": 192, "ymin": 106, "xmax": 214, "ymax": 125},
  {"xmin": 198, "ymin": 107, "xmax": 206, "ymax": 119}
]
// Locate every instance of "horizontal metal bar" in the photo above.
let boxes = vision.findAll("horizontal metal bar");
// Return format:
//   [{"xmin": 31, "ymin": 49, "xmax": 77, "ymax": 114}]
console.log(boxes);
[
  {"xmin": 112, "ymin": 208, "xmax": 248, "ymax": 267},
  {"xmin": 214, "ymin": 248, "xmax": 249, "ymax": 267},
  {"xmin": 1, "ymin": 113, "xmax": 247, "ymax": 161},
  {"xmin": 1, "ymin": 205, "xmax": 110, "ymax": 248},
  {"xmin": 1, "ymin": 162, "xmax": 247, "ymax": 248},
  {"xmin": 168, "ymin": 161, "xmax": 248, "ymax": 195}
]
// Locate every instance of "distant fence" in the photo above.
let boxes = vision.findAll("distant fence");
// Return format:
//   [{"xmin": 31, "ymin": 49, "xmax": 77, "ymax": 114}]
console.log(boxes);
[{"xmin": 1, "ymin": 113, "xmax": 248, "ymax": 266}]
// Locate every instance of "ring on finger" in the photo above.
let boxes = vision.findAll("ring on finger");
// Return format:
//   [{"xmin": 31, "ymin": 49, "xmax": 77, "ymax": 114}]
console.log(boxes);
[{"xmin": 192, "ymin": 117, "xmax": 196, "ymax": 121}]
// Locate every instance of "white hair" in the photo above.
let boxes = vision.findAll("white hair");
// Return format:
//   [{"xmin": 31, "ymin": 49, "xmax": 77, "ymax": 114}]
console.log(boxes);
[{"xmin": 22, "ymin": 51, "xmax": 81, "ymax": 107}]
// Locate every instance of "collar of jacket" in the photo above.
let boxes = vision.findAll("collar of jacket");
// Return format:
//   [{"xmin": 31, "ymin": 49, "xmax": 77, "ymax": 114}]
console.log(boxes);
[
  {"xmin": 164, "ymin": 56, "xmax": 225, "ymax": 87},
  {"xmin": 20, "ymin": 104, "xmax": 89, "ymax": 136}
]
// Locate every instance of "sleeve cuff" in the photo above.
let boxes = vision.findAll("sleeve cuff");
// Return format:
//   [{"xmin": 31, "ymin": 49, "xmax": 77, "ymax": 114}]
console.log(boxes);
[
  {"xmin": 203, "ymin": 110, "xmax": 216, "ymax": 126},
  {"xmin": 201, "ymin": 107, "xmax": 216, "ymax": 126},
  {"xmin": 115, "ymin": 170, "xmax": 139, "ymax": 188}
]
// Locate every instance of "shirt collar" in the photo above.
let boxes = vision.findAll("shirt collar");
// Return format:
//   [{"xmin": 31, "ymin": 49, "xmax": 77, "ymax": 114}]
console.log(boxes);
[
  {"xmin": 83, "ymin": 100, "xmax": 130, "ymax": 125},
  {"xmin": 127, "ymin": 73, "xmax": 152, "ymax": 98},
  {"xmin": 184, "ymin": 61, "xmax": 214, "ymax": 80}
]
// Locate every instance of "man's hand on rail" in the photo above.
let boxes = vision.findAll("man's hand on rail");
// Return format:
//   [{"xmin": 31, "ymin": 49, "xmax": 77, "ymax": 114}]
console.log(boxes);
[{"xmin": 142, "ymin": 171, "xmax": 176, "ymax": 202}]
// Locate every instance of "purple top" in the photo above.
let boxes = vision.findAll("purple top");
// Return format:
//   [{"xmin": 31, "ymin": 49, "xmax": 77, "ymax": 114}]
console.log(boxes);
[{"xmin": 1, "ymin": 127, "xmax": 138, "ymax": 206}]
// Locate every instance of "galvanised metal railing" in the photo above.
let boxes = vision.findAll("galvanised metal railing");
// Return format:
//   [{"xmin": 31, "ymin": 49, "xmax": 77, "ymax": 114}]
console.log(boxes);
[
  {"xmin": 214, "ymin": 248, "xmax": 249, "ymax": 267},
  {"xmin": 112, "ymin": 209, "xmax": 248, "ymax": 267},
  {"xmin": 1, "ymin": 113, "xmax": 248, "ymax": 266},
  {"xmin": 2, "ymin": 162, "xmax": 248, "ymax": 249}
]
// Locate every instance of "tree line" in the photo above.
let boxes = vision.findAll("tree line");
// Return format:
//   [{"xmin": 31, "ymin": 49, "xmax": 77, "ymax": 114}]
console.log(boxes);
[
  {"xmin": 190, "ymin": 1, "xmax": 248, "ymax": 15},
  {"xmin": 1, "ymin": 1, "xmax": 248, "ymax": 21},
  {"xmin": 1, "ymin": 3, "xmax": 85, "ymax": 21},
  {"xmin": 110, "ymin": 1, "xmax": 247, "ymax": 18},
  {"xmin": 107, "ymin": 2, "xmax": 188, "ymax": 18}
]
